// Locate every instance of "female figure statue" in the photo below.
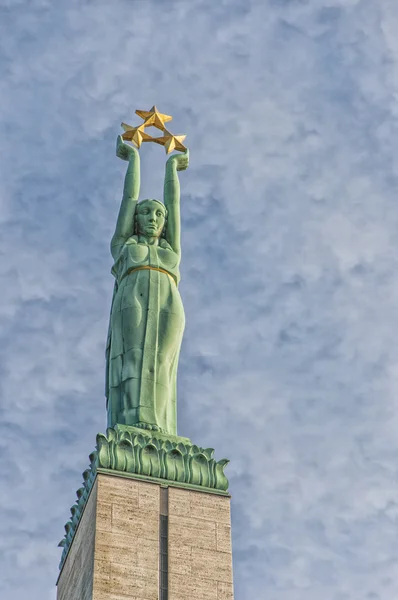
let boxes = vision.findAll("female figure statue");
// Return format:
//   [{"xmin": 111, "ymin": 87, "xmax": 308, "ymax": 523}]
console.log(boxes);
[{"xmin": 105, "ymin": 135, "xmax": 189, "ymax": 435}]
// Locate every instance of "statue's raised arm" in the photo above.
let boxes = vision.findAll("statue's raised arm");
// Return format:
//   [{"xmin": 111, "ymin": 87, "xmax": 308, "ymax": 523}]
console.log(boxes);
[
  {"xmin": 163, "ymin": 150, "xmax": 189, "ymax": 255},
  {"xmin": 110, "ymin": 135, "xmax": 141, "ymax": 259}
]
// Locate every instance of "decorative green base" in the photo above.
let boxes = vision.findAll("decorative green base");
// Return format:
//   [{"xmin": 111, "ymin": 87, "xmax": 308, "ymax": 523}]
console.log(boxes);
[
  {"xmin": 98, "ymin": 425, "xmax": 229, "ymax": 489},
  {"xmin": 58, "ymin": 426, "xmax": 230, "ymax": 571}
]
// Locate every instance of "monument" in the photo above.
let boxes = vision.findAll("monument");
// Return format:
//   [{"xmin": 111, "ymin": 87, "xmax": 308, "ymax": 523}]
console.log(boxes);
[{"xmin": 56, "ymin": 107, "xmax": 234, "ymax": 600}]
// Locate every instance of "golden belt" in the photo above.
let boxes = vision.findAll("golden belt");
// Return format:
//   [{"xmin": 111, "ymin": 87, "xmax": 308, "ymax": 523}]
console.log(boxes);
[{"xmin": 121, "ymin": 265, "xmax": 177, "ymax": 285}]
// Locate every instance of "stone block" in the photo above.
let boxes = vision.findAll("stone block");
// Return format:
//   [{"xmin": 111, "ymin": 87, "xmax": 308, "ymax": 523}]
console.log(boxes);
[
  {"xmin": 169, "ymin": 573, "xmax": 218, "ymax": 600},
  {"xmin": 216, "ymin": 523, "xmax": 232, "ymax": 553},
  {"xmin": 111, "ymin": 503, "xmax": 158, "ymax": 540},
  {"xmin": 191, "ymin": 547, "xmax": 233, "ymax": 583},
  {"xmin": 168, "ymin": 487, "xmax": 191, "ymax": 517},
  {"xmin": 217, "ymin": 582, "xmax": 234, "ymax": 600},
  {"xmin": 98, "ymin": 474, "xmax": 140, "ymax": 504},
  {"xmin": 138, "ymin": 482, "xmax": 160, "ymax": 512},
  {"xmin": 169, "ymin": 514, "xmax": 217, "ymax": 550},
  {"xmin": 96, "ymin": 500, "xmax": 112, "ymax": 532},
  {"xmin": 136, "ymin": 537, "xmax": 159, "ymax": 571},
  {"xmin": 168, "ymin": 543, "xmax": 192, "ymax": 575},
  {"xmin": 93, "ymin": 558, "xmax": 111, "ymax": 584},
  {"xmin": 168, "ymin": 488, "xmax": 234, "ymax": 600},
  {"xmin": 189, "ymin": 491, "xmax": 231, "ymax": 524},
  {"xmin": 109, "ymin": 563, "xmax": 158, "ymax": 599}
]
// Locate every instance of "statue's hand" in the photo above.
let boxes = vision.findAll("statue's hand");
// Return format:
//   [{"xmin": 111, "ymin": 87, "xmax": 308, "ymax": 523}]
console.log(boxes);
[
  {"xmin": 116, "ymin": 135, "xmax": 139, "ymax": 161},
  {"xmin": 166, "ymin": 149, "xmax": 189, "ymax": 172}
]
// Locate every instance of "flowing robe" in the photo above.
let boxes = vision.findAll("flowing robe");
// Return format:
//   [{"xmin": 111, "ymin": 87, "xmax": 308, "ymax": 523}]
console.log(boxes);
[{"xmin": 106, "ymin": 236, "xmax": 184, "ymax": 434}]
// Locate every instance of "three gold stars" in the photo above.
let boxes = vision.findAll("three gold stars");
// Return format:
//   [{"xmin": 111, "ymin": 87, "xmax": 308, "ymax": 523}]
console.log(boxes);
[{"xmin": 121, "ymin": 105, "xmax": 187, "ymax": 153}]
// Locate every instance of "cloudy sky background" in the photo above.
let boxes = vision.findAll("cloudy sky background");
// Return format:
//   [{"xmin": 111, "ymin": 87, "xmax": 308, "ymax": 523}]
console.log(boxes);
[{"xmin": 2, "ymin": 0, "xmax": 398, "ymax": 598}]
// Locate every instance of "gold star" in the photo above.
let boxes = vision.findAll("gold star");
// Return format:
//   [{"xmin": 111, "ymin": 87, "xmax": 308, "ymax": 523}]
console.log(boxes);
[
  {"xmin": 151, "ymin": 129, "xmax": 187, "ymax": 154},
  {"xmin": 121, "ymin": 122, "xmax": 153, "ymax": 148},
  {"xmin": 135, "ymin": 105, "xmax": 172, "ymax": 131}
]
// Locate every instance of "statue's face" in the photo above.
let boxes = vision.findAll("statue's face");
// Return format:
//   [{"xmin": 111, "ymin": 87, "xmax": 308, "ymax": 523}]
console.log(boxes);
[{"xmin": 136, "ymin": 200, "xmax": 166, "ymax": 238}]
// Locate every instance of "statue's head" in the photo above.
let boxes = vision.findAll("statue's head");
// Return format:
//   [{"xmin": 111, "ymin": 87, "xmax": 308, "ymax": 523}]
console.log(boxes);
[{"xmin": 135, "ymin": 199, "xmax": 167, "ymax": 238}]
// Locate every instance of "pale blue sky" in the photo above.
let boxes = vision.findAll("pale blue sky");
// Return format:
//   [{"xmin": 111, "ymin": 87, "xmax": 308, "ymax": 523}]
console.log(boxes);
[{"xmin": 1, "ymin": 0, "xmax": 398, "ymax": 598}]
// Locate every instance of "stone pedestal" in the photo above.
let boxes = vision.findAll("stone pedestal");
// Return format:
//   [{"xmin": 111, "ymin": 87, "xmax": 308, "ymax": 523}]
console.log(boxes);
[{"xmin": 57, "ymin": 472, "xmax": 234, "ymax": 600}]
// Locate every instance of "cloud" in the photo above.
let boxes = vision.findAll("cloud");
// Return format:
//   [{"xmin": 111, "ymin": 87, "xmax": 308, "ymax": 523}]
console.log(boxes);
[{"xmin": 1, "ymin": 0, "xmax": 398, "ymax": 598}]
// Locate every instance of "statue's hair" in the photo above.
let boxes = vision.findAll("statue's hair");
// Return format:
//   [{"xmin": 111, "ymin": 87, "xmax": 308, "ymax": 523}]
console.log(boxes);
[{"xmin": 134, "ymin": 199, "xmax": 168, "ymax": 237}]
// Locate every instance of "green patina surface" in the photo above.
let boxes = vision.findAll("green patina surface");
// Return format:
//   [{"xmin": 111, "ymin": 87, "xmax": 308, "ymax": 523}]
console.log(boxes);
[
  {"xmin": 98, "ymin": 426, "xmax": 229, "ymax": 489},
  {"xmin": 58, "ymin": 426, "xmax": 229, "ymax": 571},
  {"xmin": 106, "ymin": 137, "xmax": 189, "ymax": 435}
]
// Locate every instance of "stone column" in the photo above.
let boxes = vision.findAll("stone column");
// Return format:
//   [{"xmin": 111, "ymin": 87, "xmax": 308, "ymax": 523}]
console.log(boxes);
[
  {"xmin": 168, "ymin": 487, "xmax": 234, "ymax": 600},
  {"xmin": 57, "ymin": 472, "xmax": 234, "ymax": 600}
]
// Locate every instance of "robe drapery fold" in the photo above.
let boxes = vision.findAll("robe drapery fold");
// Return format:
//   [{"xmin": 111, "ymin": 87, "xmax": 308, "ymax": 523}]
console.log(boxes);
[{"xmin": 106, "ymin": 236, "xmax": 184, "ymax": 435}]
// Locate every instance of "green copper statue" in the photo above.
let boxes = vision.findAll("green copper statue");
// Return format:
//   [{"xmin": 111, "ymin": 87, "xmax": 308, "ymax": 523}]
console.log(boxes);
[{"xmin": 105, "ymin": 135, "xmax": 189, "ymax": 435}]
